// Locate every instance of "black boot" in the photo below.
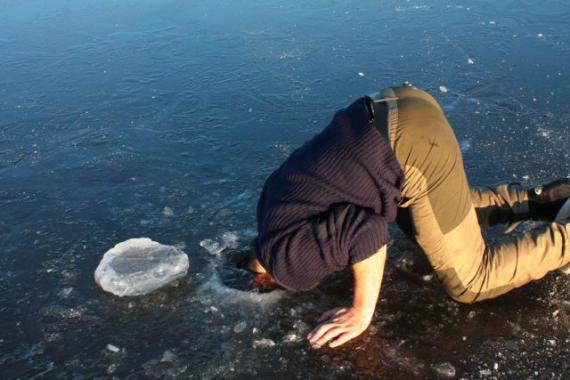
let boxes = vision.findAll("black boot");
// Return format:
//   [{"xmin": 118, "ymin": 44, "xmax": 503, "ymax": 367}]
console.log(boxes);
[{"xmin": 528, "ymin": 178, "xmax": 570, "ymax": 221}]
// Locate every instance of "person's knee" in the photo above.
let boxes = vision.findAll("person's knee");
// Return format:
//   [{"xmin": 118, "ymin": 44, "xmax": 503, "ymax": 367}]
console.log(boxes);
[
  {"xmin": 445, "ymin": 286, "xmax": 478, "ymax": 304},
  {"xmin": 438, "ymin": 274, "xmax": 480, "ymax": 304},
  {"xmin": 403, "ymin": 86, "xmax": 441, "ymax": 108}
]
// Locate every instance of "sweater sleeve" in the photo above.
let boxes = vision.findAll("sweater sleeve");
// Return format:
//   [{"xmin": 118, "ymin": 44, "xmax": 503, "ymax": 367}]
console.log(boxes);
[{"xmin": 261, "ymin": 203, "xmax": 389, "ymax": 291}]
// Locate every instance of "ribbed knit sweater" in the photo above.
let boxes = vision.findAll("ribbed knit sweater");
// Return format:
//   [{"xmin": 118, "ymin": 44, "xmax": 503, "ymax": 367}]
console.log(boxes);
[{"xmin": 255, "ymin": 97, "xmax": 404, "ymax": 291}]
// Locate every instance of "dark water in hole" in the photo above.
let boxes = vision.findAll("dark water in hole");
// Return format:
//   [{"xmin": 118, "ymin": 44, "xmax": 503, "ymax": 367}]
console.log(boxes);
[{"xmin": 1, "ymin": 0, "xmax": 570, "ymax": 378}]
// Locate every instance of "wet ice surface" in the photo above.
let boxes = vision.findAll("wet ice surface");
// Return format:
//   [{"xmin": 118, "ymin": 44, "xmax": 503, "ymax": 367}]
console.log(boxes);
[{"xmin": 1, "ymin": 0, "xmax": 570, "ymax": 378}]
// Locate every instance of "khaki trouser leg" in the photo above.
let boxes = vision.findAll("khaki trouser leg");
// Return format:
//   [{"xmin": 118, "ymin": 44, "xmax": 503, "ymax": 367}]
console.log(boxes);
[
  {"xmin": 421, "ymin": 196, "xmax": 570, "ymax": 303},
  {"xmin": 470, "ymin": 184, "xmax": 530, "ymax": 227},
  {"xmin": 388, "ymin": 85, "xmax": 570, "ymax": 303}
]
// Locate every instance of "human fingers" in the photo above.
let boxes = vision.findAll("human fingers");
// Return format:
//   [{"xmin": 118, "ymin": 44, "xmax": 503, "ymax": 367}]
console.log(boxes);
[
  {"xmin": 328, "ymin": 331, "xmax": 357, "ymax": 348},
  {"xmin": 317, "ymin": 307, "xmax": 345, "ymax": 323},
  {"xmin": 311, "ymin": 324, "xmax": 346, "ymax": 348},
  {"xmin": 307, "ymin": 320, "xmax": 340, "ymax": 343}
]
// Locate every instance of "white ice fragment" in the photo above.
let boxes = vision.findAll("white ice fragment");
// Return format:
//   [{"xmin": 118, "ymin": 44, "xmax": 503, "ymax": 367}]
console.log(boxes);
[
  {"xmin": 548, "ymin": 339, "xmax": 556, "ymax": 347},
  {"xmin": 480, "ymin": 369, "xmax": 492, "ymax": 376},
  {"xmin": 494, "ymin": 363, "xmax": 499, "ymax": 370},
  {"xmin": 200, "ymin": 232, "xmax": 239, "ymax": 256},
  {"xmin": 489, "ymin": 20, "xmax": 496, "ymax": 25},
  {"xmin": 422, "ymin": 274, "xmax": 433, "ymax": 282},
  {"xmin": 107, "ymin": 363, "xmax": 118, "ymax": 374},
  {"xmin": 537, "ymin": 33, "xmax": 544, "ymax": 38},
  {"xmin": 283, "ymin": 333, "xmax": 301, "ymax": 343},
  {"xmin": 233, "ymin": 321, "xmax": 247, "ymax": 334},
  {"xmin": 357, "ymin": 71, "xmax": 365, "ymax": 77},
  {"xmin": 58, "ymin": 287, "xmax": 73, "ymax": 298},
  {"xmin": 163, "ymin": 206, "xmax": 174, "ymax": 217},
  {"xmin": 553, "ymin": 309, "xmax": 560, "ymax": 317},
  {"xmin": 293, "ymin": 320, "xmax": 310, "ymax": 335},
  {"xmin": 221, "ymin": 231, "xmax": 239, "ymax": 249},
  {"xmin": 160, "ymin": 350, "xmax": 179, "ymax": 363},
  {"xmin": 439, "ymin": 85, "xmax": 448, "ymax": 93},
  {"xmin": 248, "ymin": 108, "xmax": 253, "ymax": 113},
  {"xmin": 106, "ymin": 344, "xmax": 121, "ymax": 353},
  {"xmin": 253, "ymin": 338, "xmax": 276, "ymax": 348},
  {"xmin": 94, "ymin": 238, "xmax": 189, "ymax": 297},
  {"xmin": 431, "ymin": 362, "xmax": 456, "ymax": 378},
  {"xmin": 522, "ymin": 175, "xmax": 530, "ymax": 180},
  {"xmin": 200, "ymin": 239, "xmax": 223, "ymax": 255},
  {"xmin": 468, "ymin": 57, "xmax": 475, "ymax": 65}
]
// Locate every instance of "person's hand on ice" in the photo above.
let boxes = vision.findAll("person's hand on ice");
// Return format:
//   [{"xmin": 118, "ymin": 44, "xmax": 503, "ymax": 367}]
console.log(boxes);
[
  {"xmin": 307, "ymin": 246, "xmax": 388, "ymax": 349},
  {"xmin": 307, "ymin": 306, "xmax": 372, "ymax": 348}
]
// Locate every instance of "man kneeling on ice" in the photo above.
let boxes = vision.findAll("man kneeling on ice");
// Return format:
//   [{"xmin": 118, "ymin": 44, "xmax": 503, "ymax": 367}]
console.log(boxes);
[{"xmin": 244, "ymin": 85, "xmax": 570, "ymax": 349}]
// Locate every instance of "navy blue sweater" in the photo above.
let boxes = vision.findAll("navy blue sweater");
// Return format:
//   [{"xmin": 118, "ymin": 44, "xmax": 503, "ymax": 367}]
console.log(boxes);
[{"xmin": 255, "ymin": 97, "xmax": 404, "ymax": 291}]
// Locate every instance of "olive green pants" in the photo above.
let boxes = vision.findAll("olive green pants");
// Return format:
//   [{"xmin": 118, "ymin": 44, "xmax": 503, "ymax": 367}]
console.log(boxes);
[{"xmin": 374, "ymin": 86, "xmax": 570, "ymax": 303}]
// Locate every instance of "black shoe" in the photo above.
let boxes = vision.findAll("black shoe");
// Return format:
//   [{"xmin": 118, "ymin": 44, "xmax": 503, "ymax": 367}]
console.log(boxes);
[{"xmin": 528, "ymin": 178, "xmax": 570, "ymax": 221}]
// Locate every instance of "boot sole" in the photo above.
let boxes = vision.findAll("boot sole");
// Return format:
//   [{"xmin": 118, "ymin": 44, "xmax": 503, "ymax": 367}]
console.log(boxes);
[{"xmin": 556, "ymin": 198, "xmax": 570, "ymax": 274}]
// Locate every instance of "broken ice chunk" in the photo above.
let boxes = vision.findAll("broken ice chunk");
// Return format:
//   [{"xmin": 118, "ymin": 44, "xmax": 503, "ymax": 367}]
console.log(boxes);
[
  {"xmin": 233, "ymin": 321, "xmax": 247, "ymax": 334},
  {"xmin": 439, "ymin": 85, "xmax": 448, "ymax": 93},
  {"xmin": 163, "ymin": 207, "xmax": 174, "ymax": 217},
  {"xmin": 253, "ymin": 338, "xmax": 276, "ymax": 348},
  {"xmin": 431, "ymin": 362, "xmax": 456, "ymax": 378},
  {"xmin": 221, "ymin": 231, "xmax": 239, "ymax": 249},
  {"xmin": 106, "ymin": 344, "xmax": 121, "ymax": 353},
  {"xmin": 160, "ymin": 350, "xmax": 179, "ymax": 363},
  {"xmin": 58, "ymin": 287, "xmax": 73, "ymax": 298},
  {"xmin": 467, "ymin": 57, "xmax": 475, "ymax": 65},
  {"xmin": 283, "ymin": 333, "xmax": 301, "ymax": 343},
  {"xmin": 94, "ymin": 238, "xmax": 189, "ymax": 297},
  {"xmin": 199, "ymin": 239, "xmax": 223, "ymax": 256}
]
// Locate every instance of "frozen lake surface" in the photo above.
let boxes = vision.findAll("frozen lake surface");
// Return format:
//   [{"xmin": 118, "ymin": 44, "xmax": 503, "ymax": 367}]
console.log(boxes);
[{"xmin": 1, "ymin": 0, "xmax": 570, "ymax": 378}]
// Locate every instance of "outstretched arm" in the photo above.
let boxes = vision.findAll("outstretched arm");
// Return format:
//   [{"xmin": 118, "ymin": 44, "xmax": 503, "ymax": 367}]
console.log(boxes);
[{"xmin": 307, "ymin": 245, "xmax": 387, "ymax": 348}]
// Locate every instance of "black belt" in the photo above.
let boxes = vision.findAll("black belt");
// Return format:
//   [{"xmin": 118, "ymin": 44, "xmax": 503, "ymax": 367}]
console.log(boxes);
[{"xmin": 364, "ymin": 95, "xmax": 389, "ymax": 142}]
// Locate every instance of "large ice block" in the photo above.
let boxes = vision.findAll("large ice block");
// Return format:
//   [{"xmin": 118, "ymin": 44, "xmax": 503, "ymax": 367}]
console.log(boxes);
[{"xmin": 95, "ymin": 238, "xmax": 189, "ymax": 296}]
